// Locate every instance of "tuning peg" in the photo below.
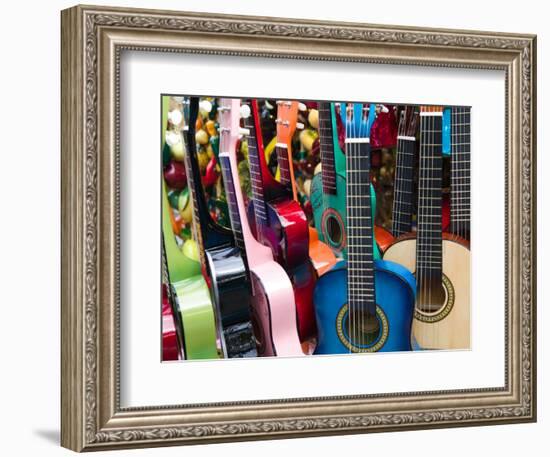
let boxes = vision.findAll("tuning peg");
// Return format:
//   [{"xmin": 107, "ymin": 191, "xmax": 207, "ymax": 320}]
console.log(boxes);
[
  {"xmin": 239, "ymin": 104, "xmax": 251, "ymax": 119},
  {"xmin": 239, "ymin": 127, "xmax": 250, "ymax": 136},
  {"xmin": 378, "ymin": 104, "xmax": 389, "ymax": 113},
  {"xmin": 298, "ymin": 102, "xmax": 307, "ymax": 112},
  {"xmin": 296, "ymin": 122, "xmax": 305, "ymax": 130},
  {"xmin": 199, "ymin": 100, "xmax": 212, "ymax": 113}
]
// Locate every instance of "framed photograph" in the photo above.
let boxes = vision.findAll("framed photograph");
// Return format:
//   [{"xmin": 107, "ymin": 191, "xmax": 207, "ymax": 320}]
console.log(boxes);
[{"xmin": 61, "ymin": 4, "xmax": 537, "ymax": 452}]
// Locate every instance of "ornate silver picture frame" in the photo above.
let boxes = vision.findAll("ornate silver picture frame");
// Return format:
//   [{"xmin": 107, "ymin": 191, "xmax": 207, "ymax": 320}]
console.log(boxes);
[{"xmin": 61, "ymin": 4, "xmax": 536, "ymax": 451}]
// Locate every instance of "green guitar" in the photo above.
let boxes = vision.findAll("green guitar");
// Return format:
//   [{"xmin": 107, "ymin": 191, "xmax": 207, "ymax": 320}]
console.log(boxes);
[
  {"xmin": 162, "ymin": 98, "xmax": 220, "ymax": 359},
  {"xmin": 311, "ymin": 102, "xmax": 381, "ymax": 260}
]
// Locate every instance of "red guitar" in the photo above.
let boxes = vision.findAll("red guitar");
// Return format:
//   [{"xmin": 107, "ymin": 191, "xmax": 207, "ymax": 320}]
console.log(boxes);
[
  {"xmin": 275, "ymin": 100, "xmax": 337, "ymax": 276},
  {"xmin": 161, "ymin": 283, "xmax": 182, "ymax": 361},
  {"xmin": 245, "ymin": 100, "xmax": 317, "ymax": 342},
  {"xmin": 218, "ymin": 98, "xmax": 304, "ymax": 357}
]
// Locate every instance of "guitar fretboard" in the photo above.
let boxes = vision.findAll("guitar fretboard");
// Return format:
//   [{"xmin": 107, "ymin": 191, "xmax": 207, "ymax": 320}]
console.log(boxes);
[
  {"xmin": 392, "ymin": 136, "xmax": 416, "ymax": 236},
  {"xmin": 318, "ymin": 102, "xmax": 337, "ymax": 195},
  {"xmin": 450, "ymin": 106, "xmax": 471, "ymax": 240},
  {"xmin": 244, "ymin": 113, "xmax": 268, "ymax": 227},
  {"xmin": 276, "ymin": 145, "xmax": 292, "ymax": 186},
  {"xmin": 218, "ymin": 154, "xmax": 246, "ymax": 256},
  {"xmin": 181, "ymin": 112, "xmax": 207, "ymax": 264},
  {"xmin": 346, "ymin": 140, "xmax": 376, "ymax": 319},
  {"xmin": 417, "ymin": 111, "xmax": 443, "ymax": 286}
]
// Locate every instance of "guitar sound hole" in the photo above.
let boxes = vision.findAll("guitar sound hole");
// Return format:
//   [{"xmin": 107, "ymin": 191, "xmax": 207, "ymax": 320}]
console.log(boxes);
[
  {"xmin": 326, "ymin": 214, "xmax": 343, "ymax": 246},
  {"xmin": 417, "ymin": 281, "xmax": 447, "ymax": 314},
  {"xmin": 344, "ymin": 310, "xmax": 380, "ymax": 347}
]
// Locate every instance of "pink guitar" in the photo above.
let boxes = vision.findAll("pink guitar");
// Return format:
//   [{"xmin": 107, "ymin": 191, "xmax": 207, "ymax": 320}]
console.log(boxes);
[{"xmin": 218, "ymin": 98, "xmax": 304, "ymax": 357}]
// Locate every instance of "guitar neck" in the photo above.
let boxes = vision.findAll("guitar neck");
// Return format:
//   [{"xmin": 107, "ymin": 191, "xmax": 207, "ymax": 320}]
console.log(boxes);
[
  {"xmin": 276, "ymin": 143, "xmax": 292, "ymax": 187},
  {"xmin": 219, "ymin": 153, "xmax": 247, "ymax": 254},
  {"xmin": 318, "ymin": 102, "xmax": 337, "ymax": 195},
  {"xmin": 417, "ymin": 110, "xmax": 443, "ymax": 285},
  {"xmin": 183, "ymin": 98, "xmax": 231, "ymax": 250},
  {"xmin": 346, "ymin": 140, "xmax": 376, "ymax": 318},
  {"xmin": 391, "ymin": 136, "xmax": 416, "ymax": 236},
  {"xmin": 244, "ymin": 105, "xmax": 268, "ymax": 228},
  {"xmin": 450, "ymin": 106, "xmax": 471, "ymax": 239}
]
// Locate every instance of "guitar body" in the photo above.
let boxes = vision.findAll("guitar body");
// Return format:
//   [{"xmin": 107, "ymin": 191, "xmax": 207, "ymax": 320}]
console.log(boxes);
[
  {"xmin": 162, "ymin": 181, "xmax": 220, "ymax": 360},
  {"xmin": 247, "ymin": 198, "xmax": 309, "ymax": 270},
  {"xmin": 249, "ymin": 262, "xmax": 305, "ymax": 357},
  {"xmin": 311, "ymin": 171, "xmax": 347, "ymax": 257},
  {"xmin": 218, "ymin": 98, "xmax": 304, "ymax": 357},
  {"xmin": 162, "ymin": 284, "xmax": 181, "ymax": 361},
  {"xmin": 205, "ymin": 245, "xmax": 256, "ymax": 357},
  {"xmin": 247, "ymin": 198, "xmax": 317, "ymax": 340},
  {"xmin": 181, "ymin": 97, "xmax": 256, "ymax": 358},
  {"xmin": 311, "ymin": 172, "xmax": 384, "ymax": 260},
  {"xmin": 314, "ymin": 259, "xmax": 416, "ymax": 354},
  {"xmin": 375, "ymin": 226, "xmax": 394, "ymax": 254},
  {"xmin": 382, "ymin": 233, "xmax": 471, "ymax": 350},
  {"xmin": 173, "ymin": 274, "xmax": 221, "ymax": 359}
]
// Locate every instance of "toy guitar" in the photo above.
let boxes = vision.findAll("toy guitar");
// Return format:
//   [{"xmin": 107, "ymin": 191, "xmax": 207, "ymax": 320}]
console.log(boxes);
[
  {"xmin": 245, "ymin": 100, "xmax": 317, "ymax": 342},
  {"xmin": 309, "ymin": 101, "xmax": 351, "ymax": 259},
  {"xmin": 182, "ymin": 97, "xmax": 256, "ymax": 358},
  {"xmin": 383, "ymin": 105, "xmax": 470, "ymax": 350},
  {"xmin": 161, "ymin": 246, "xmax": 184, "ymax": 361},
  {"xmin": 311, "ymin": 102, "xmax": 385, "ymax": 259},
  {"xmin": 275, "ymin": 100, "xmax": 337, "ymax": 275},
  {"xmin": 314, "ymin": 103, "xmax": 416, "ymax": 354},
  {"xmin": 218, "ymin": 98, "xmax": 304, "ymax": 357},
  {"xmin": 310, "ymin": 102, "xmax": 348, "ymax": 256},
  {"xmin": 391, "ymin": 106, "xmax": 419, "ymax": 237},
  {"xmin": 162, "ymin": 178, "xmax": 220, "ymax": 359},
  {"xmin": 449, "ymin": 106, "xmax": 471, "ymax": 240}
]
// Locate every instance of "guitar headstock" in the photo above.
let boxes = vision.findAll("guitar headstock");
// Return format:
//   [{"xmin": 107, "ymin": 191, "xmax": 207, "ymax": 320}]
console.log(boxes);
[
  {"xmin": 218, "ymin": 98, "xmax": 243, "ymax": 155},
  {"xmin": 275, "ymin": 100, "xmax": 306, "ymax": 145},
  {"xmin": 183, "ymin": 96, "xmax": 199, "ymax": 133},
  {"xmin": 420, "ymin": 105, "xmax": 444, "ymax": 115},
  {"xmin": 398, "ymin": 105, "xmax": 419, "ymax": 138},
  {"xmin": 248, "ymin": 99, "xmax": 261, "ymax": 140},
  {"xmin": 344, "ymin": 102, "xmax": 376, "ymax": 140}
]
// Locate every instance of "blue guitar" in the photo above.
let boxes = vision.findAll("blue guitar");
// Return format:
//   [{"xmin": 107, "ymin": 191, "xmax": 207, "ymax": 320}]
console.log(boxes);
[{"xmin": 313, "ymin": 103, "xmax": 416, "ymax": 354}]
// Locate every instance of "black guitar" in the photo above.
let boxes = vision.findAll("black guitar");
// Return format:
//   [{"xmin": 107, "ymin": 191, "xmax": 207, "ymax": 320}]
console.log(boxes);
[{"xmin": 182, "ymin": 96, "xmax": 256, "ymax": 358}]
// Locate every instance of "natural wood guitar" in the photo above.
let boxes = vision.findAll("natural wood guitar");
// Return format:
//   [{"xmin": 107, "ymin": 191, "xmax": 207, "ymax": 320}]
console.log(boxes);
[{"xmin": 383, "ymin": 105, "xmax": 471, "ymax": 350}]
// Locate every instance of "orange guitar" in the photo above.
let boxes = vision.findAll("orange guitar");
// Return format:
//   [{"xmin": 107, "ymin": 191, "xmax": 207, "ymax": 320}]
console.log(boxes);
[{"xmin": 275, "ymin": 100, "xmax": 337, "ymax": 276}]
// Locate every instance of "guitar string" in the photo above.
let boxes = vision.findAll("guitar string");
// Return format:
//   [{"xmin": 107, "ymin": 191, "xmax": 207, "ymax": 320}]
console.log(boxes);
[
  {"xmin": 346, "ymin": 103, "xmax": 352, "ymax": 352},
  {"xmin": 416, "ymin": 108, "xmax": 427, "ymax": 338}
]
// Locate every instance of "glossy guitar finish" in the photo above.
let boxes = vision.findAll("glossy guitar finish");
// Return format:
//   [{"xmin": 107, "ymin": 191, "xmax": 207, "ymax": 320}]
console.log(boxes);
[
  {"xmin": 314, "ymin": 103, "xmax": 415, "ymax": 354},
  {"xmin": 161, "ymin": 180, "xmax": 220, "ymax": 359},
  {"xmin": 246, "ymin": 102, "xmax": 309, "ymax": 270},
  {"xmin": 162, "ymin": 283, "xmax": 181, "ymax": 361},
  {"xmin": 182, "ymin": 97, "xmax": 256, "ymax": 358},
  {"xmin": 245, "ymin": 100, "xmax": 317, "ymax": 341},
  {"xmin": 311, "ymin": 103, "xmax": 382, "ymax": 259},
  {"xmin": 310, "ymin": 102, "xmax": 348, "ymax": 256},
  {"xmin": 314, "ymin": 259, "xmax": 416, "ymax": 354},
  {"xmin": 218, "ymin": 98, "xmax": 304, "ymax": 357},
  {"xmin": 276, "ymin": 100, "xmax": 337, "ymax": 276}
]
